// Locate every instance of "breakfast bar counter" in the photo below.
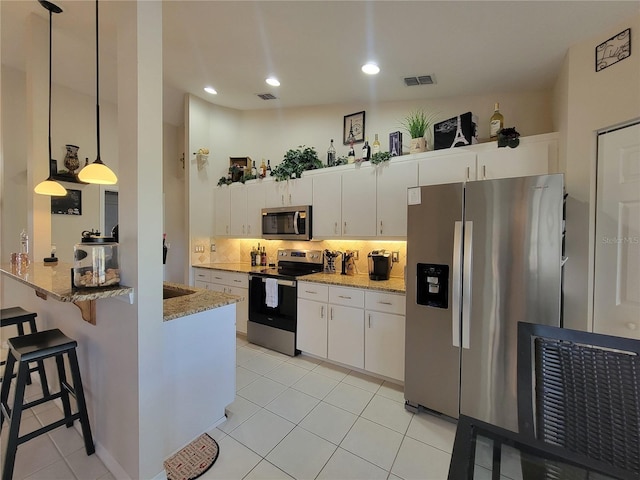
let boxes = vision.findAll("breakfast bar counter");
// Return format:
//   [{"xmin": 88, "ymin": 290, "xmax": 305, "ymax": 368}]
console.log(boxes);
[
  {"xmin": 1, "ymin": 262, "xmax": 133, "ymax": 324},
  {"xmin": 162, "ymin": 282, "xmax": 242, "ymax": 321}
]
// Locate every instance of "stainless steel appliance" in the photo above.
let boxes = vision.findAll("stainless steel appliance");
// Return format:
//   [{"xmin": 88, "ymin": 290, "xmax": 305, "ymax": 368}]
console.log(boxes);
[
  {"xmin": 261, "ymin": 205, "xmax": 312, "ymax": 241},
  {"xmin": 404, "ymin": 174, "xmax": 564, "ymax": 433},
  {"xmin": 367, "ymin": 250, "xmax": 392, "ymax": 280},
  {"xmin": 248, "ymin": 249, "xmax": 323, "ymax": 355}
]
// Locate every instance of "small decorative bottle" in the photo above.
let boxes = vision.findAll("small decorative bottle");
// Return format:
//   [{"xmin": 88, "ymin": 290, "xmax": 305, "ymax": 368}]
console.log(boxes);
[
  {"xmin": 348, "ymin": 141, "xmax": 356, "ymax": 164},
  {"xmin": 259, "ymin": 159, "xmax": 267, "ymax": 178},
  {"xmin": 327, "ymin": 139, "xmax": 336, "ymax": 166},
  {"xmin": 373, "ymin": 134, "xmax": 381, "ymax": 155},
  {"xmin": 251, "ymin": 160, "xmax": 257, "ymax": 177},
  {"xmin": 361, "ymin": 138, "xmax": 371, "ymax": 161},
  {"xmin": 266, "ymin": 160, "xmax": 272, "ymax": 174},
  {"xmin": 489, "ymin": 103, "xmax": 504, "ymax": 140}
]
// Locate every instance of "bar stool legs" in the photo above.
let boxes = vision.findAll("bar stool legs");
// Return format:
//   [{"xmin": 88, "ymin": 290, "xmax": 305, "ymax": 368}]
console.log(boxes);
[{"xmin": 0, "ymin": 329, "xmax": 95, "ymax": 480}]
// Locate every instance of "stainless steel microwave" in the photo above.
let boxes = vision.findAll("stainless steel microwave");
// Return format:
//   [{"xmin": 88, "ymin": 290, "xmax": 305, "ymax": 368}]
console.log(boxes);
[{"xmin": 261, "ymin": 205, "xmax": 312, "ymax": 240}]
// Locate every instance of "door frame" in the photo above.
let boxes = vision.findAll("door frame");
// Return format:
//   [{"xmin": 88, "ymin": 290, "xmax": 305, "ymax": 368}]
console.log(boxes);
[{"xmin": 592, "ymin": 119, "xmax": 640, "ymax": 331}]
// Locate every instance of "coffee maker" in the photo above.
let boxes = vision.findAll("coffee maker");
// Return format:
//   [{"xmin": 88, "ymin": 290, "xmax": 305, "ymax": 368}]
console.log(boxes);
[{"xmin": 368, "ymin": 250, "xmax": 392, "ymax": 280}]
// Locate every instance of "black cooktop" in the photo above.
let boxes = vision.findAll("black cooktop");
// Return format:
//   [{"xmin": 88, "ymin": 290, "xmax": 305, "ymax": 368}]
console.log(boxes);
[{"xmin": 255, "ymin": 265, "xmax": 323, "ymax": 280}]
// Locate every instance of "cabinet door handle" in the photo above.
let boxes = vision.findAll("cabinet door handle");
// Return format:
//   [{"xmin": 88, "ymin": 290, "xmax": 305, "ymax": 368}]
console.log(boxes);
[
  {"xmin": 378, "ymin": 301, "xmax": 393, "ymax": 305},
  {"xmin": 380, "ymin": 220, "xmax": 383, "ymax": 235},
  {"xmin": 234, "ymin": 279, "xmax": 242, "ymax": 283},
  {"xmin": 289, "ymin": 194, "xmax": 292, "ymax": 204},
  {"xmin": 334, "ymin": 222, "xmax": 338, "ymax": 235},
  {"xmin": 242, "ymin": 225, "xmax": 246, "ymax": 234},
  {"xmin": 330, "ymin": 307, "xmax": 334, "ymax": 320},
  {"xmin": 466, "ymin": 166, "xmax": 470, "ymax": 181},
  {"xmin": 338, "ymin": 295, "xmax": 352, "ymax": 299},
  {"xmin": 247, "ymin": 225, "xmax": 251, "ymax": 234},
  {"xmin": 226, "ymin": 225, "xmax": 229, "ymax": 234},
  {"xmin": 368, "ymin": 314, "xmax": 371, "ymax": 328},
  {"xmin": 214, "ymin": 276, "xmax": 223, "ymax": 280},
  {"xmin": 320, "ymin": 306, "xmax": 325, "ymax": 319},
  {"xmin": 304, "ymin": 290, "xmax": 317, "ymax": 294},
  {"xmin": 343, "ymin": 221, "xmax": 347, "ymax": 234},
  {"xmin": 281, "ymin": 194, "xmax": 285, "ymax": 205},
  {"xmin": 482, "ymin": 165, "xmax": 486, "ymax": 179}
]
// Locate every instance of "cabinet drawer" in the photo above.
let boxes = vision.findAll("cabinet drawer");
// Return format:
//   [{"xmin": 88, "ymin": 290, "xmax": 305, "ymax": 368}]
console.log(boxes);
[
  {"xmin": 298, "ymin": 282, "xmax": 329, "ymax": 302},
  {"xmin": 210, "ymin": 270, "xmax": 248, "ymax": 288},
  {"xmin": 365, "ymin": 291, "xmax": 406, "ymax": 315},
  {"xmin": 193, "ymin": 268, "xmax": 212, "ymax": 283},
  {"xmin": 329, "ymin": 286, "xmax": 364, "ymax": 308}
]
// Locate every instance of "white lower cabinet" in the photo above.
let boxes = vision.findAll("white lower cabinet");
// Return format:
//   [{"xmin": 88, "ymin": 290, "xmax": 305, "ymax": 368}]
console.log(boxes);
[
  {"xmin": 297, "ymin": 282, "xmax": 329, "ymax": 357},
  {"xmin": 297, "ymin": 282, "xmax": 405, "ymax": 380},
  {"xmin": 364, "ymin": 291, "xmax": 406, "ymax": 381},
  {"xmin": 193, "ymin": 268, "xmax": 249, "ymax": 334}
]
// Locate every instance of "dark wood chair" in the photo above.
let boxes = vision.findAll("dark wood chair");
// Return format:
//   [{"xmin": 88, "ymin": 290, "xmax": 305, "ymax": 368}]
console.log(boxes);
[{"xmin": 517, "ymin": 321, "xmax": 640, "ymax": 478}]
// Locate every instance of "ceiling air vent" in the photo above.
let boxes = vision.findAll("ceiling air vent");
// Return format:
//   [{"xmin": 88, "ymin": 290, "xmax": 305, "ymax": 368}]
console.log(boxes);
[
  {"xmin": 257, "ymin": 93, "xmax": 277, "ymax": 100},
  {"xmin": 404, "ymin": 75, "xmax": 436, "ymax": 86}
]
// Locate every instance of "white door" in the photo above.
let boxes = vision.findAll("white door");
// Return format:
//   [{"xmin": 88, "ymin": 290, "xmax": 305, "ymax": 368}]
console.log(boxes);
[
  {"xmin": 594, "ymin": 123, "xmax": 640, "ymax": 339},
  {"xmin": 229, "ymin": 184, "xmax": 248, "ymax": 237},
  {"xmin": 341, "ymin": 168, "xmax": 377, "ymax": 237},
  {"xmin": 376, "ymin": 161, "xmax": 418, "ymax": 237},
  {"xmin": 312, "ymin": 172, "xmax": 342, "ymax": 238}
]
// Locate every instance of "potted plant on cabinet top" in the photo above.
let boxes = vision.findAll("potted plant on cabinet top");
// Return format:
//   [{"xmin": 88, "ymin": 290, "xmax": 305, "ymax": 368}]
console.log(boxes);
[
  {"xmin": 270, "ymin": 145, "xmax": 323, "ymax": 181},
  {"xmin": 401, "ymin": 109, "xmax": 438, "ymax": 154}
]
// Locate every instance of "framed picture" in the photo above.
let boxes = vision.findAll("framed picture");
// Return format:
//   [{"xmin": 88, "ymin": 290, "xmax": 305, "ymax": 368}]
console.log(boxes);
[
  {"xmin": 51, "ymin": 188, "xmax": 82, "ymax": 215},
  {"xmin": 595, "ymin": 28, "xmax": 631, "ymax": 72},
  {"xmin": 389, "ymin": 131, "xmax": 403, "ymax": 157},
  {"xmin": 343, "ymin": 111, "xmax": 365, "ymax": 145}
]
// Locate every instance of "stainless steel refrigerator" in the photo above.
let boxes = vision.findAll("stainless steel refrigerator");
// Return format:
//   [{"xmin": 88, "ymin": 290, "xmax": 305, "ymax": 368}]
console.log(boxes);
[{"xmin": 404, "ymin": 174, "xmax": 564, "ymax": 432}]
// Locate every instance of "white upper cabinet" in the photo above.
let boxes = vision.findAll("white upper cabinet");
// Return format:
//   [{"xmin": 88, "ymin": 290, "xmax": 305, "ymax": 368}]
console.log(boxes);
[
  {"xmin": 376, "ymin": 161, "xmax": 419, "ymax": 237},
  {"xmin": 475, "ymin": 133, "xmax": 557, "ymax": 180},
  {"xmin": 246, "ymin": 181, "xmax": 265, "ymax": 238},
  {"xmin": 341, "ymin": 166, "xmax": 377, "ymax": 238},
  {"xmin": 229, "ymin": 184, "xmax": 248, "ymax": 237},
  {"xmin": 418, "ymin": 151, "xmax": 477, "ymax": 186},
  {"xmin": 265, "ymin": 177, "xmax": 313, "ymax": 207},
  {"xmin": 312, "ymin": 171, "xmax": 342, "ymax": 238},
  {"xmin": 213, "ymin": 185, "xmax": 230, "ymax": 236}
]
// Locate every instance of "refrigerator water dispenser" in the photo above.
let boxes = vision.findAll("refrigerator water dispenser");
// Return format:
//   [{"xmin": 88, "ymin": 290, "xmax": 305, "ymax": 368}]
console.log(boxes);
[{"xmin": 417, "ymin": 263, "xmax": 449, "ymax": 308}]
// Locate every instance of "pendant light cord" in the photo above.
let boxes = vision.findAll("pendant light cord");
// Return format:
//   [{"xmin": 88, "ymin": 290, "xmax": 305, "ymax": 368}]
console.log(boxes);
[
  {"xmin": 48, "ymin": 7, "xmax": 53, "ymax": 173},
  {"xmin": 95, "ymin": 0, "xmax": 101, "ymax": 163}
]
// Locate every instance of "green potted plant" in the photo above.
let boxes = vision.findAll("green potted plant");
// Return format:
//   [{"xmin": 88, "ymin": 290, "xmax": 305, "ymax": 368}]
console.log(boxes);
[
  {"xmin": 401, "ymin": 108, "xmax": 438, "ymax": 154},
  {"xmin": 270, "ymin": 145, "xmax": 324, "ymax": 181}
]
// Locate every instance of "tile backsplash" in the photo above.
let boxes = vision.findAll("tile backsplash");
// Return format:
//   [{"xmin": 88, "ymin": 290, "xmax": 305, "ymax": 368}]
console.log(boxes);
[{"xmin": 203, "ymin": 238, "xmax": 407, "ymax": 278}]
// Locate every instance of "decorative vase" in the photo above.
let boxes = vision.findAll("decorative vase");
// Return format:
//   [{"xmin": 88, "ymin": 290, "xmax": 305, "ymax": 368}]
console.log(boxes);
[
  {"xmin": 409, "ymin": 137, "xmax": 427, "ymax": 154},
  {"xmin": 64, "ymin": 144, "xmax": 80, "ymax": 173}
]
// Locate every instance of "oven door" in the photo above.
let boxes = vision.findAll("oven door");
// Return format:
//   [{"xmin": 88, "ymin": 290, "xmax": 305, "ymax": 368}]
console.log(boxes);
[{"xmin": 248, "ymin": 275, "xmax": 298, "ymax": 332}]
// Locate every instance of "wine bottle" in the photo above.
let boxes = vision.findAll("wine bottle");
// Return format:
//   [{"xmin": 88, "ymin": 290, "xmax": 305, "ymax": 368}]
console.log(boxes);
[
  {"xmin": 372, "ymin": 134, "xmax": 380, "ymax": 155},
  {"xmin": 266, "ymin": 159, "xmax": 272, "ymax": 173},
  {"xmin": 327, "ymin": 139, "xmax": 336, "ymax": 166},
  {"xmin": 348, "ymin": 141, "xmax": 356, "ymax": 163},
  {"xmin": 259, "ymin": 158, "xmax": 267, "ymax": 178},
  {"xmin": 361, "ymin": 138, "xmax": 371, "ymax": 161},
  {"xmin": 251, "ymin": 160, "xmax": 257, "ymax": 177},
  {"xmin": 489, "ymin": 102, "xmax": 504, "ymax": 140}
]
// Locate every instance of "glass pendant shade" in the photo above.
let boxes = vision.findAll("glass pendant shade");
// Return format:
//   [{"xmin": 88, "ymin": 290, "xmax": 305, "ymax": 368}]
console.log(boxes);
[
  {"xmin": 34, "ymin": 178, "xmax": 67, "ymax": 196},
  {"xmin": 78, "ymin": 160, "xmax": 117, "ymax": 185}
]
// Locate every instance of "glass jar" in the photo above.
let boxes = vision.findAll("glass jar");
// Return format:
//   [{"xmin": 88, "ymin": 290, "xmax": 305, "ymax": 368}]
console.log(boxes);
[{"xmin": 73, "ymin": 236, "xmax": 120, "ymax": 288}]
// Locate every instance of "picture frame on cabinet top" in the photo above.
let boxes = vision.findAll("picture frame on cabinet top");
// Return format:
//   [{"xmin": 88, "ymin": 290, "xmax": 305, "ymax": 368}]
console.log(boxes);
[{"xmin": 344, "ymin": 111, "xmax": 365, "ymax": 145}]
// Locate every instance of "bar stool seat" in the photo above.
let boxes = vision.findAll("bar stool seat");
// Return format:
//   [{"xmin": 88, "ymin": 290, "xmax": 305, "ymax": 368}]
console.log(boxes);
[
  {"xmin": 0, "ymin": 307, "xmax": 48, "ymax": 393},
  {"xmin": 0, "ymin": 329, "xmax": 95, "ymax": 480}
]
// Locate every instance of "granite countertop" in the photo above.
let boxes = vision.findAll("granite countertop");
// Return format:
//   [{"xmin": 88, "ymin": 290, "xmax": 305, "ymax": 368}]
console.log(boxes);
[
  {"xmin": 0, "ymin": 261, "xmax": 133, "ymax": 302},
  {"xmin": 193, "ymin": 263, "xmax": 406, "ymax": 294},
  {"xmin": 163, "ymin": 282, "xmax": 243, "ymax": 321},
  {"xmin": 193, "ymin": 263, "xmax": 264, "ymax": 274},
  {"xmin": 301, "ymin": 272, "xmax": 406, "ymax": 294}
]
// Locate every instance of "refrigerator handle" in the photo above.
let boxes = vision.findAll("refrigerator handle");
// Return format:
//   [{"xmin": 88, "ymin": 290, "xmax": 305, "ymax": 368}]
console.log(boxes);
[
  {"xmin": 462, "ymin": 221, "xmax": 473, "ymax": 349},
  {"xmin": 452, "ymin": 221, "xmax": 463, "ymax": 348}
]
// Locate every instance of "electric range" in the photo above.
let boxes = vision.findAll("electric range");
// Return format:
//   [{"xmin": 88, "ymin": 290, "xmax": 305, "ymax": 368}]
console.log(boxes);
[{"xmin": 248, "ymin": 249, "xmax": 324, "ymax": 355}]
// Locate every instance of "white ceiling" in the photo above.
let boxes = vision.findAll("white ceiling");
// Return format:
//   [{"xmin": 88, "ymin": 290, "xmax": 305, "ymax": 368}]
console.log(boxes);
[{"xmin": 2, "ymin": 1, "xmax": 638, "ymax": 126}]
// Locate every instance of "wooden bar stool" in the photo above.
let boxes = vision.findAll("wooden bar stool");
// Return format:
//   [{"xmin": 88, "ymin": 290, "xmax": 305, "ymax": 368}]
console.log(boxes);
[
  {"xmin": 0, "ymin": 329, "xmax": 95, "ymax": 480},
  {"xmin": 0, "ymin": 307, "xmax": 48, "ymax": 393}
]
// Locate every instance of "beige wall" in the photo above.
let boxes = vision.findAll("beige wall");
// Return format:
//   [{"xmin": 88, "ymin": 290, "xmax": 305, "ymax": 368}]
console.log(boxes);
[{"xmin": 555, "ymin": 14, "xmax": 640, "ymax": 331}]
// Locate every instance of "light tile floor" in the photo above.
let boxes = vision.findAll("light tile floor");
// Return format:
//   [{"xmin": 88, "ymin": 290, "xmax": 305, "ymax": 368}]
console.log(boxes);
[{"xmin": 2, "ymin": 336, "xmax": 458, "ymax": 480}]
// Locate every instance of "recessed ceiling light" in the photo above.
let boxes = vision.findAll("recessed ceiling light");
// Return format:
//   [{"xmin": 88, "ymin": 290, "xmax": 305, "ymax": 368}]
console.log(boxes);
[
  {"xmin": 204, "ymin": 86, "xmax": 217, "ymax": 95},
  {"xmin": 266, "ymin": 77, "xmax": 280, "ymax": 87},
  {"xmin": 362, "ymin": 63, "xmax": 380, "ymax": 75}
]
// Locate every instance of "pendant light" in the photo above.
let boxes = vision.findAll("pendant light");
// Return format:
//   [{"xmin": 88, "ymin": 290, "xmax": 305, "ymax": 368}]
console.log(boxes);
[
  {"xmin": 78, "ymin": 0, "xmax": 117, "ymax": 185},
  {"xmin": 34, "ymin": 0, "xmax": 67, "ymax": 197}
]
